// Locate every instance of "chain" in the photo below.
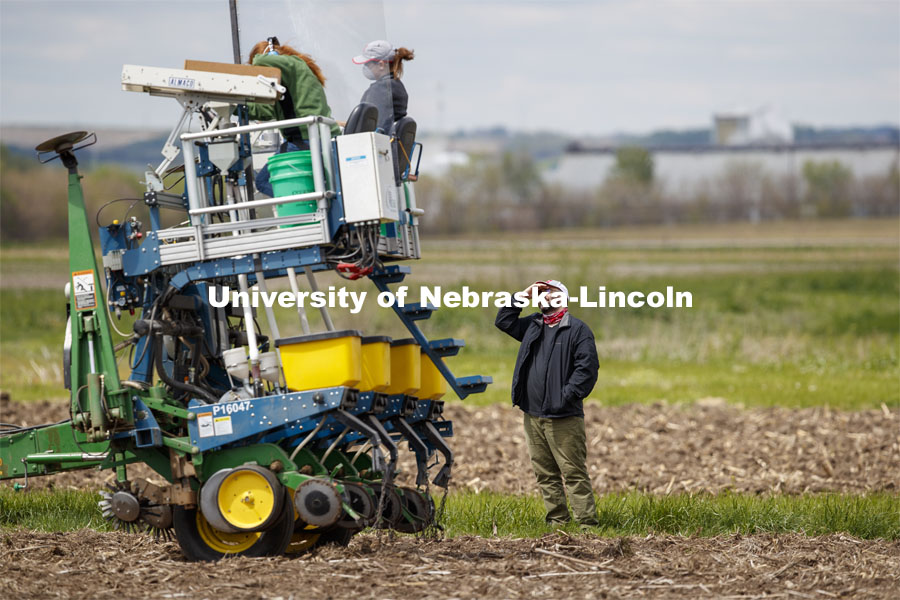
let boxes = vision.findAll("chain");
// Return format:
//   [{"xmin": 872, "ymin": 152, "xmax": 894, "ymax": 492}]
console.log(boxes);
[
  {"xmin": 420, "ymin": 454, "xmax": 449, "ymax": 540},
  {"xmin": 373, "ymin": 471, "xmax": 390, "ymax": 541},
  {"xmin": 414, "ymin": 473, "xmax": 431, "ymax": 540},
  {"xmin": 420, "ymin": 485, "xmax": 448, "ymax": 540}
]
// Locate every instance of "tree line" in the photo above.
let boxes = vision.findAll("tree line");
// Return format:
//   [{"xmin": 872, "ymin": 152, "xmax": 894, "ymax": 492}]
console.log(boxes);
[
  {"xmin": 414, "ymin": 147, "xmax": 899, "ymax": 234},
  {"xmin": 1, "ymin": 144, "xmax": 896, "ymax": 242}
]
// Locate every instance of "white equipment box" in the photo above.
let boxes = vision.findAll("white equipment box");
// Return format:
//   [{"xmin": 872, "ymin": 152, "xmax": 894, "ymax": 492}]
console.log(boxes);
[{"xmin": 336, "ymin": 132, "xmax": 399, "ymax": 224}]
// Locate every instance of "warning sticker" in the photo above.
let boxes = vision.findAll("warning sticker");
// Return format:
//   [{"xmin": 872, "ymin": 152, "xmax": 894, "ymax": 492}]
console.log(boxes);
[
  {"xmin": 72, "ymin": 270, "xmax": 97, "ymax": 311},
  {"xmin": 197, "ymin": 412, "xmax": 214, "ymax": 438},
  {"xmin": 214, "ymin": 415, "xmax": 233, "ymax": 436}
]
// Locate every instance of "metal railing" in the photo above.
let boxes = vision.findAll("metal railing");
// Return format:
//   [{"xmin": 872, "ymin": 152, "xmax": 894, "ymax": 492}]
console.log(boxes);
[
  {"xmin": 181, "ymin": 115, "xmax": 336, "ymax": 225},
  {"xmin": 151, "ymin": 116, "xmax": 338, "ymax": 267}
]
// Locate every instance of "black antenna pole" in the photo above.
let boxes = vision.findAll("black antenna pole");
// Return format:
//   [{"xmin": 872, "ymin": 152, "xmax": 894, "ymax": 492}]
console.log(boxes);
[{"xmin": 229, "ymin": 0, "xmax": 241, "ymax": 64}]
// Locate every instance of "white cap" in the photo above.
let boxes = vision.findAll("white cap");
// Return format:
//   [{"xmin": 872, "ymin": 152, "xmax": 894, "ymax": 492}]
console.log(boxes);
[
  {"xmin": 542, "ymin": 279, "xmax": 569, "ymax": 298},
  {"xmin": 353, "ymin": 40, "xmax": 394, "ymax": 64}
]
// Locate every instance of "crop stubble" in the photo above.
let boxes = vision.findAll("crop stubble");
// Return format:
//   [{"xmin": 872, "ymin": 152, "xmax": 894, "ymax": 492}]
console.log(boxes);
[{"xmin": 1, "ymin": 529, "xmax": 898, "ymax": 599}]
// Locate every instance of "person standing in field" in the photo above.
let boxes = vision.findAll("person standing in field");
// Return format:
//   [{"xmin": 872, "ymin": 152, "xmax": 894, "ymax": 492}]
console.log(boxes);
[{"xmin": 495, "ymin": 280, "xmax": 600, "ymax": 528}]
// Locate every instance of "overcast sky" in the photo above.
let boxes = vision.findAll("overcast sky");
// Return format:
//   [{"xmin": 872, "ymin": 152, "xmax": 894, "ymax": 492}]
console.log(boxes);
[{"xmin": 1, "ymin": 0, "xmax": 898, "ymax": 135}]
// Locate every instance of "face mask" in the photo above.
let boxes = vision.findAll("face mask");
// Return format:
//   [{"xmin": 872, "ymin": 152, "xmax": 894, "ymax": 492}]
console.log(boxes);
[{"xmin": 363, "ymin": 61, "xmax": 382, "ymax": 81}]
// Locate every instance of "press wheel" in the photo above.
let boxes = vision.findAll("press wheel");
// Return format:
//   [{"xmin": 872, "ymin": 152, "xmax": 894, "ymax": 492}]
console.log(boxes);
[
  {"xmin": 173, "ymin": 488, "xmax": 293, "ymax": 561},
  {"xmin": 200, "ymin": 465, "xmax": 284, "ymax": 533}
]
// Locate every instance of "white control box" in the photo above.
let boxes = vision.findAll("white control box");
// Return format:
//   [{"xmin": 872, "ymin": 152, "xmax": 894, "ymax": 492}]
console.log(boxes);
[{"xmin": 336, "ymin": 132, "xmax": 399, "ymax": 223}]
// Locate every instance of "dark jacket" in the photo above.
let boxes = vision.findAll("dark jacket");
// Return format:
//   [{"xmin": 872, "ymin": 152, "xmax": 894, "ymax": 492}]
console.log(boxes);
[
  {"xmin": 495, "ymin": 306, "xmax": 599, "ymax": 418},
  {"xmin": 360, "ymin": 75, "xmax": 408, "ymax": 135}
]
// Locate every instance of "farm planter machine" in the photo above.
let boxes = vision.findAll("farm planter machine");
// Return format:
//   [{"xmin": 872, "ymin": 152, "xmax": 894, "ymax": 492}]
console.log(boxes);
[{"xmin": 0, "ymin": 60, "xmax": 490, "ymax": 560}]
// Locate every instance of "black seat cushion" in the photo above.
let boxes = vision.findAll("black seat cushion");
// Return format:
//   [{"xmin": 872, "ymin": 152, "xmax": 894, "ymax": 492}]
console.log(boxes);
[
  {"xmin": 390, "ymin": 117, "xmax": 417, "ymax": 180},
  {"xmin": 344, "ymin": 103, "xmax": 379, "ymax": 135}
]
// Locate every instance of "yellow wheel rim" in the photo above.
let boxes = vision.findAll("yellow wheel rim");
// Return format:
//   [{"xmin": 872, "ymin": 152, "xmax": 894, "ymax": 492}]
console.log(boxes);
[
  {"xmin": 217, "ymin": 469, "xmax": 277, "ymax": 530},
  {"xmin": 195, "ymin": 511, "xmax": 261, "ymax": 554},
  {"xmin": 286, "ymin": 531, "xmax": 321, "ymax": 554}
]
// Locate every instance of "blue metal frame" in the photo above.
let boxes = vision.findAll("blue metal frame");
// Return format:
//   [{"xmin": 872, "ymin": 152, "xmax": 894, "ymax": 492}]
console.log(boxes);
[
  {"xmin": 186, "ymin": 387, "xmax": 346, "ymax": 452},
  {"xmin": 184, "ymin": 388, "xmax": 454, "ymax": 464}
]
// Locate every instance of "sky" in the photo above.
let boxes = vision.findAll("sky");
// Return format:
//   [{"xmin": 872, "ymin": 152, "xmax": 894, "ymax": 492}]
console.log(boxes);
[{"xmin": 1, "ymin": 0, "xmax": 898, "ymax": 136}]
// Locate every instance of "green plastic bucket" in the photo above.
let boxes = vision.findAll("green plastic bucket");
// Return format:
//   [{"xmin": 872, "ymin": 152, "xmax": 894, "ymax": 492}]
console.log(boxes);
[{"xmin": 268, "ymin": 151, "xmax": 316, "ymax": 226}]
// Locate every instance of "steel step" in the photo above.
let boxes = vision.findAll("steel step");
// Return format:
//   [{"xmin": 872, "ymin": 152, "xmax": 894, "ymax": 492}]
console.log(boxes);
[
  {"xmin": 428, "ymin": 338, "xmax": 466, "ymax": 357},
  {"xmin": 369, "ymin": 264, "xmax": 411, "ymax": 284},
  {"xmin": 401, "ymin": 302, "xmax": 436, "ymax": 321},
  {"xmin": 455, "ymin": 375, "xmax": 492, "ymax": 395}
]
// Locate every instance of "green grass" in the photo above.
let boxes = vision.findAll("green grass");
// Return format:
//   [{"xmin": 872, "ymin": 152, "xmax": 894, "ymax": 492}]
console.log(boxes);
[
  {"xmin": 0, "ymin": 488, "xmax": 109, "ymax": 532},
  {"xmin": 456, "ymin": 357, "xmax": 900, "ymax": 410},
  {"xmin": 443, "ymin": 490, "xmax": 900, "ymax": 540},
  {"xmin": 2, "ymin": 487, "xmax": 897, "ymax": 540}
]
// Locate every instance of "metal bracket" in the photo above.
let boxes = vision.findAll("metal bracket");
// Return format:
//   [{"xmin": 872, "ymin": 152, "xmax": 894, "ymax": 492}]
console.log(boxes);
[
  {"xmin": 419, "ymin": 420, "xmax": 454, "ymax": 489},
  {"xmin": 391, "ymin": 417, "xmax": 431, "ymax": 487},
  {"xmin": 332, "ymin": 410, "xmax": 386, "ymax": 473}
]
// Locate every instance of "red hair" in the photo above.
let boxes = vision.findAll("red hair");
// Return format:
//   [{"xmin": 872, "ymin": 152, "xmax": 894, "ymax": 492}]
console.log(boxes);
[
  {"xmin": 248, "ymin": 40, "xmax": 327, "ymax": 86},
  {"xmin": 391, "ymin": 47, "xmax": 414, "ymax": 79}
]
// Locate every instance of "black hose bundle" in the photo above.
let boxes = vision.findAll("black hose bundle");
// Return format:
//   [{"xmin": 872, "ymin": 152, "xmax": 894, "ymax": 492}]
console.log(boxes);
[{"xmin": 152, "ymin": 333, "xmax": 218, "ymax": 404}]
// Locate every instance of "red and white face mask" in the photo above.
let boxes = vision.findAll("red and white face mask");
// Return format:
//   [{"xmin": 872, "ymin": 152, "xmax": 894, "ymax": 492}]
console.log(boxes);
[{"xmin": 543, "ymin": 307, "xmax": 567, "ymax": 326}]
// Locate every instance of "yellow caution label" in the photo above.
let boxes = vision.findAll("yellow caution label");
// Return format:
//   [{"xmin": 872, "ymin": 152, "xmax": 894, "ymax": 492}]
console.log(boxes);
[{"xmin": 72, "ymin": 270, "xmax": 97, "ymax": 311}]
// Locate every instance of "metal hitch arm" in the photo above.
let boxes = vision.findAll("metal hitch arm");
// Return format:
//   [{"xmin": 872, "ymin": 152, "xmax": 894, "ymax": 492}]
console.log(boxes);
[{"xmin": 365, "ymin": 414, "xmax": 399, "ymax": 483}]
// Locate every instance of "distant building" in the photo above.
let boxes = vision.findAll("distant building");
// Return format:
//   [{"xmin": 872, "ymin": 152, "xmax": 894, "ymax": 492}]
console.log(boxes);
[
  {"xmin": 712, "ymin": 107, "xmax": 793, "ymax": 146},
  {"xmin": 712, "ymin": 112, "xmax": 752, "ymax": 145}
]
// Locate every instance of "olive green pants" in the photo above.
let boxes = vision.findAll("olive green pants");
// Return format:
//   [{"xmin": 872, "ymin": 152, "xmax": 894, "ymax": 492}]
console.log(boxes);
[{"xmin": 522, "ymin": 412, "xmax": 599, "ymax": 526}]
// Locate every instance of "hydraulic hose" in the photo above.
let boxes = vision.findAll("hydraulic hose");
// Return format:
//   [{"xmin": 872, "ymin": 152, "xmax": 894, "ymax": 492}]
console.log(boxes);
[{"xmin": 153, "ymin": 336, "xmax": 218, "ymax": 404}]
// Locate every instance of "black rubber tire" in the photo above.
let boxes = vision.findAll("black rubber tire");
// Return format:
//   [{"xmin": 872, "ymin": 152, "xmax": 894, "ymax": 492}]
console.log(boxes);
[
  {"xmin": 173, "ymin": 489, "xmax": 294, "ymax": 562},
  {"xmin": 313, "ymin": 526, "xmax": 354, "ymax": 548}
]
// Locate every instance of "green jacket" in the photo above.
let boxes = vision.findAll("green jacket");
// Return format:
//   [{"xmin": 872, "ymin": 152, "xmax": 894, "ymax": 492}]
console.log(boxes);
[{"xmin": 248, "ymin": 54, "xmax": 341, "ymax": 139}]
